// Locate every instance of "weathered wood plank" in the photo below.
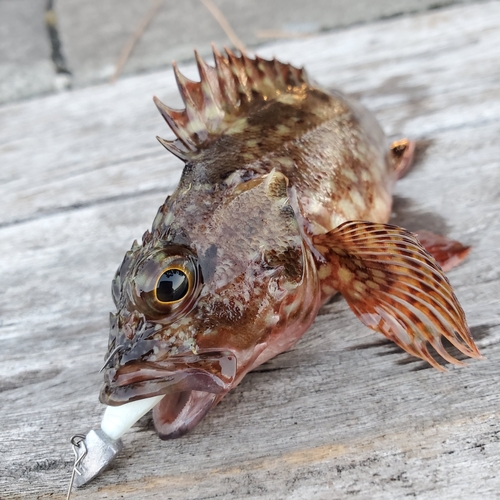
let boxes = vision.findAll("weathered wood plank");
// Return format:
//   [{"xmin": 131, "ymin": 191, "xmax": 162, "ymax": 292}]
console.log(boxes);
[{"xmin": 1, "ymin": 2, "xmax": 500, "ymax": 499}]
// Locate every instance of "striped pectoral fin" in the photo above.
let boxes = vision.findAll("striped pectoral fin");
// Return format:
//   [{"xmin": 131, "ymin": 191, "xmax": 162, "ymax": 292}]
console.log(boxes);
[{"xmin": 313, "ymin": 221, "xmax": 482, "ymax": 370}]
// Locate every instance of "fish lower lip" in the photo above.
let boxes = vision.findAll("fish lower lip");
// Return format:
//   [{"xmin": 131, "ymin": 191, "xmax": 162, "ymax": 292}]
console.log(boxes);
[{"xmin": 99, "ymin": 351, "xmax": 237, "ymax": 405}]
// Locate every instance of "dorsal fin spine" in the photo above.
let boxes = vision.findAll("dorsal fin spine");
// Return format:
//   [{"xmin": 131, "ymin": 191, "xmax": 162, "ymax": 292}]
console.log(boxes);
[
  {"xmin": 156, "ymin": 136, "xmax": 190, "ymax": 160},
  {"xmin": 225, "ymin": 47, "xmax": 251, "ymax": 102},
  {"xmin": 194, "ymin": 50, "xmax": 225, "ymax": 130},
  {"xmin": 172, "ymin": 62, "xmax": 205, "ymax": 133},
  {"xmin": 212, "ymin": 45, "xmax": 239, "ymax": 112},
  {"xmin": 154, "ymin": 47, "xmax": 310, "ymax": 161},
  {"xmin": 172, "ymin": 62, "xmax": 203, "ymax": 110},
  {"xmin": 153, "ymin": 97, "xmax": 194, "ymax": 149}
]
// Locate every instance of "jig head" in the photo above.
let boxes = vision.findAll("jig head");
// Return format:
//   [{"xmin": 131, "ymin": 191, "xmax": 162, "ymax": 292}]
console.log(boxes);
[{"xmin": 66, "ymin": 395, "xmax": 164, "ymax": 497}]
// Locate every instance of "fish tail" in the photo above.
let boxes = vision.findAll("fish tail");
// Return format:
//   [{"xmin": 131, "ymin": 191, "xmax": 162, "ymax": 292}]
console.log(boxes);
[{"xmin": 313, "ymin": 220, "xmax": 482, "ymax": 370}]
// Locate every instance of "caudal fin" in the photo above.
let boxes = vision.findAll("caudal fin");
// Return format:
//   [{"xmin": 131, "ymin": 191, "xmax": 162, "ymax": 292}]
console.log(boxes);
[{"xmin": 313, "ymin": 221, "xmax": 482, "ymax": 370}]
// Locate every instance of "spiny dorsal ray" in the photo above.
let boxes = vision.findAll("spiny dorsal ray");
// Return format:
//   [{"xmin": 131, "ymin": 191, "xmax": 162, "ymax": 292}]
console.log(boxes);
[{"xmin": 154, "ymin": 46, "xmax": 310, "ymax": 161}]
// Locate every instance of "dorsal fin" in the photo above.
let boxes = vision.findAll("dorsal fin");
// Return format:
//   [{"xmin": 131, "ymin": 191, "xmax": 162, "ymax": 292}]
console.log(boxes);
[{"xmin": 154, "ymin": 47, "xmax": 310, "ymax": 160}]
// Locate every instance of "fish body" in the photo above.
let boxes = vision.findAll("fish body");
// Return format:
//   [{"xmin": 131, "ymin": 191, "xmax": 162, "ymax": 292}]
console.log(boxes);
[{"xmin": 101, "ymin": 49, "xmax": 480, "ymax": 439}]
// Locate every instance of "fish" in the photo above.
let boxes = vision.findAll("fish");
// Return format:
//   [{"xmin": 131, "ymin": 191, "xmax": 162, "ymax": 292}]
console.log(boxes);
[{"xmin": 100, "ymin": 47, "xmax": 482, "ymax": 440}]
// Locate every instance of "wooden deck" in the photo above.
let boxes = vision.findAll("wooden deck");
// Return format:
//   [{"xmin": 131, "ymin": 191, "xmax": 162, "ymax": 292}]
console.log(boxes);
[{"xmin": 1, "ymin": 2, "xmax": 500, "ymax": 499}]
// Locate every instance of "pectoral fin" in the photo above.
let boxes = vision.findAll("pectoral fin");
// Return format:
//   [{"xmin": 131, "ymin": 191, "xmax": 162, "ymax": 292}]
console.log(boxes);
[{"xmin": 313, "ymin": 221, "xmax": 481, "ymax": 369}]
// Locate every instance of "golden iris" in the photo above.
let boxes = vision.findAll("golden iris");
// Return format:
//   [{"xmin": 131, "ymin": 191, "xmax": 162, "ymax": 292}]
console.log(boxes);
[{"xmin": 131, "ymin": 246, "xmax": 200, "ymax": 320}]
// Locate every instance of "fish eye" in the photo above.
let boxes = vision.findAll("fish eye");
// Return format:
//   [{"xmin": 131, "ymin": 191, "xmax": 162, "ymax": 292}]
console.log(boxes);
[
  {"xmin": 155, "ymin": 268, "xmax": 190, "ymax": 303},
  {"xmin": 131, "ymin": 246, "xmax": 201, "ymax": 320}
]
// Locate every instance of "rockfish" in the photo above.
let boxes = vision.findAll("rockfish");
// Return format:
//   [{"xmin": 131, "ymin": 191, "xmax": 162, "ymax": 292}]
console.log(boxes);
[{"xmin": 100, "ymin": 48, "xmax": 481, "ymax": 439}]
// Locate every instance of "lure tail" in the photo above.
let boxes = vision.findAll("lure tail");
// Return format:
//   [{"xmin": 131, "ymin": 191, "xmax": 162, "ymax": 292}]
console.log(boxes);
[{"xmin": 313, "ymin": 221, "xmax": 481, "ymax": 369}]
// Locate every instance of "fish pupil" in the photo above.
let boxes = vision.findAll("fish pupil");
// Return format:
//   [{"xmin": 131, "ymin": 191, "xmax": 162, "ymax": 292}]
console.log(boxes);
[{"xmin": 156, "ymin": 269, "xmax": 189, "ymax": 303}]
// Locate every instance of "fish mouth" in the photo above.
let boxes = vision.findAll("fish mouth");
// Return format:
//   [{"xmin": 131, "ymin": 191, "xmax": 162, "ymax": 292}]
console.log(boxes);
[
  {"xmin": 99, "ymin": 350, "xmax": 237, "ymax": 439},
  {"xmin": 100, "ymin": 350, "xmax": 237, "ymax": 406}
]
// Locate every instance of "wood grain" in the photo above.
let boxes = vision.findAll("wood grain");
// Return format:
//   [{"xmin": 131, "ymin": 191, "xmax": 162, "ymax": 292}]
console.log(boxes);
[{"xmin": 1, "ymin": 2, "xmax": 500, "ymax": 499}]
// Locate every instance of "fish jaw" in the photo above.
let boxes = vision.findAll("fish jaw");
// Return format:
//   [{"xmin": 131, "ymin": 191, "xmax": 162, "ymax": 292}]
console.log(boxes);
[
  {"xmin": 100, "ymin": 350, "xmax": 237, "ymax": 405},
  {"xmin": 152, "ymin": 390, "xmax": 218, "ymax": 439},
  {"xmin": 100, "ymin": 349, "xmax": 237, "ymax": 439}
]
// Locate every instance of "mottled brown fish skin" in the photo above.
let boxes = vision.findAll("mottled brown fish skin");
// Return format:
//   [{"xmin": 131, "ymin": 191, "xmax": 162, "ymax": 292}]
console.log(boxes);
[
  {"xmin": 151, "ymin": 84, "xmax": 395, "ymax": 310},
  {"xmin": 163, "ymin": 86, "xmax": 394, "ymax": 238},
  {"xmin": 101, "ymin": 49, "xmax": 479, "ymax": 439}
]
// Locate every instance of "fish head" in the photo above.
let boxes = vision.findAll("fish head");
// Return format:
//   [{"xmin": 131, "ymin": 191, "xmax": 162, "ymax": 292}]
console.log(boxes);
[{"xmin": 100, "ymin": 170, "xmax": 321, "ymax": 438}]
